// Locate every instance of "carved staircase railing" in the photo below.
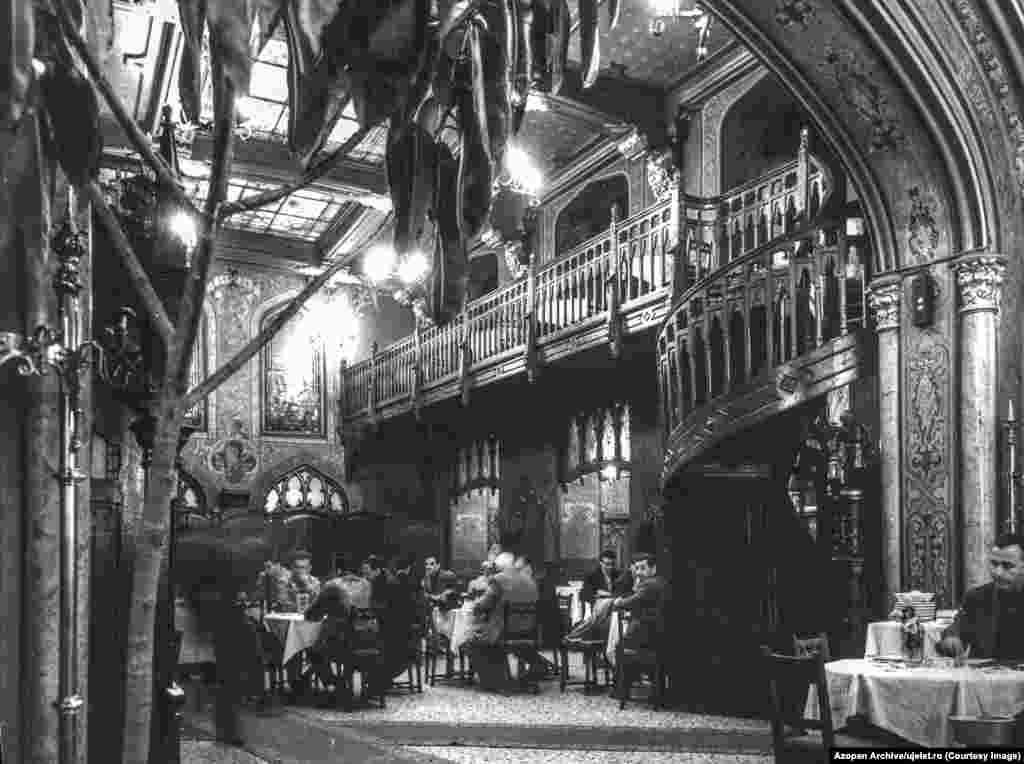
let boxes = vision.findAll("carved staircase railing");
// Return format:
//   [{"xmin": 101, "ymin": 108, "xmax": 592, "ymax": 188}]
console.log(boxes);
[
  {"xmin": 657, "ymin": 209, "xmax": 872, "ymax": 484},
  {"xmin": 341, "ymin": 131, "xmax": 832, "ymax": 424}
]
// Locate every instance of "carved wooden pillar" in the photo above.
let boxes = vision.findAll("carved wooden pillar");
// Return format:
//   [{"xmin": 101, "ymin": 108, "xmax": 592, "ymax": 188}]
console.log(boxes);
[
  {"xmin": 868, "ymin": 276, "xmax": 902, "ymax": 604},
  {"xmin": 954, "ymin": 253, "xmax": 1006, "ymax": 591}
]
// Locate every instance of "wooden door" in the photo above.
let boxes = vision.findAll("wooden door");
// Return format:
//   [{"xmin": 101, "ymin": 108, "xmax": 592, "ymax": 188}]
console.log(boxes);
[{"xmin": 666, "ymin": 467, "xmax": 834, "ymax": 713}]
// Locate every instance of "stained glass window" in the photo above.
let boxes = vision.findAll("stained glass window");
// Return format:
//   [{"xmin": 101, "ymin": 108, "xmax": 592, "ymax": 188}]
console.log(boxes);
[
  {"xmin": 561, "ymin": 473, "xmax": 631, "ymax": 573},
  {"xmin": 261, "ymin": 305, "xmax": 326, "ymax": 437},
  {"xmin": 451, "ymin": 490, "xmax": 500, "ymax": 573},
  {"xmin": 263, "ymin": 466, "xmax": 348, "ymax": 516}
]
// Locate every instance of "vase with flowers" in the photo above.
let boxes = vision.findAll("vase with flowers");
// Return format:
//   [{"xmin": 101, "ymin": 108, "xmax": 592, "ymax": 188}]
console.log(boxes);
[{"xmin": 900, "ymin": 605, "xmax": 924, "ymax": 664}]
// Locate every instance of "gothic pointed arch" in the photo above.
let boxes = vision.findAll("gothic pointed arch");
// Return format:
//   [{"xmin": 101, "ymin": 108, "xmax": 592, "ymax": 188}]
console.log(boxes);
[
  {"xmin": 263, "ymin": 464, "xmax": 350, "ymax": 521},
  {"xmin": 174, "ymin": 469, "xmax": 217, "ymax": 530}
]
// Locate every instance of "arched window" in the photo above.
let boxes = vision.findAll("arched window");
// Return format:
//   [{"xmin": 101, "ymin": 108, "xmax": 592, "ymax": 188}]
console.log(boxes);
[
  {"xmin": 560, "ymin": 404, "xmax": 631, "ymax": 575},
  {"xmin": 263, "ymin": 465, "xmax": 349, "ymax": 518},
  {"xmin": 261, "ymin": 303, "xmax": 327, "ymax": 437},
  {"xmin": 183, "ymin": 315, "xmax": 208, "ymax": 431},
  {"xmin": 450, "ymin": 436, "xmax": 501, "ymax": 574},
  {"xmin": 174, "ymin": 470, "xmax": 216, "ymax": 530}
]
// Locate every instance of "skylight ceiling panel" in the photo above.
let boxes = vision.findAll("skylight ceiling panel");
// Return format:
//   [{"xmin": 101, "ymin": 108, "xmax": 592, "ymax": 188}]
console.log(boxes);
[
  {"xmin": 326, "ymin": 117, "xmax": 363, "ymax": 147},
  {"xmin": 249, "ymin": 61, "xmax": 289, "ymax": 103},
  {"xmin": 282, "ymin": 191, "xmax": 331, "ymax": 220},
  {"xmin": 257, "ymin": 38, "xmax": 289, "ymax": 66},
  {"xmin": 238, "ymin": 97, "xmax": 286, "ymax": 136}
]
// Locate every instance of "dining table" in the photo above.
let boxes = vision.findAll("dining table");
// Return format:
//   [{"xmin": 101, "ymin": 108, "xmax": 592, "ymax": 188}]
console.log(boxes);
[
  {"xmin": 606, "ymin": 609, "xmax": 621, "ymax": 667},
  {"xmin": 806, "ymin": 657, "xmax": 1024, "ymax": 747},
  {"xmin": 448, "ymin": 601, "xmax": 477, "ymax": 653},
  {"xmin": 863, "ymin": 619, "xmax": 950, "ymax": 660},
  {"xmin": 263, "ymin": 612, "xmax": 324, "ymax": 665}
]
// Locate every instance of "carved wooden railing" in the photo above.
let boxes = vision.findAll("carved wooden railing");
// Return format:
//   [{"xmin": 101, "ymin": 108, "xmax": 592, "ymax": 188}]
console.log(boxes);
[
  {"xmin": 341, "ymin": 131, "xmax": 832, "ymax": 424},
  {"xmin": 341, "ymin": 201, "xmax": 676, "ymax": 420},
  {"xmin": 657, "ymin": 212, "xmax": 872, "ymax": 482},
  {"xmin": 676, "ymin": 128, "xmax": 828, "ymax": 293}
]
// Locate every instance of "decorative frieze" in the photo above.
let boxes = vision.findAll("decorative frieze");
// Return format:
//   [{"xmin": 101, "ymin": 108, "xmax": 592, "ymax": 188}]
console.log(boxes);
[
  {"xmin": 953, "ymin": 254, "xmax": 1005, "ymax": 313},
  {"xmin": 645, "ymin": 152, "xmax": 675, "ymax": 202},
  {"xmin": 868, "ymin": 278, "xmax": 901, "ymax": 331}
]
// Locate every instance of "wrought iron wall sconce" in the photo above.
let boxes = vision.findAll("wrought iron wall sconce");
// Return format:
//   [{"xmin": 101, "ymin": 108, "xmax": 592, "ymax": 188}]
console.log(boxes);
[{"xmin": 1004, "ymin": 400, "xmax": 1020, "ymax": 534}]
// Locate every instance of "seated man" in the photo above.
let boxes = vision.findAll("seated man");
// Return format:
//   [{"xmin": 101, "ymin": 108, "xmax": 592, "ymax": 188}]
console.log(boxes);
[
  {"xmin": 464, "ymin": 552, "xmax": 539, "ymax": 691},
  {"xmin": 611, "ymin": 554, "xmax": 667, "ymax": 651},
  {"xmin": 565, "ymin": 556, "xmax": 636, "ymax": 641},
  {"xmin": 938, "ymin": 533, "xmax": 1024, "ymax": 661},
  {"xmin": 580, "ymin": 550, "xmax": 621, "ymax": 610},
  {"xmin": 422, "ymin": 555, "xmax": 457, "ymax": 606},
  {"xmin": 277, "ymin": 549, "xmax": 321, "ymax": 613},
  {"xmin": 277, "ymin": 550, "xmax": 321, "ymax": 696},
  {"xmin": 304, "ymin": 574, "xmax": 355, "ymax": 698}
]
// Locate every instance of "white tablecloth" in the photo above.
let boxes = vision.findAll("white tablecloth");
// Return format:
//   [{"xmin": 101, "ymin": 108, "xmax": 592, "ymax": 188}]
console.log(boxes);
[
  {"xmin": 264, "ymin": 613, "xmax": 323, "ymax": 664},
  {"xmin": 448, "ymin": 603, "xmax": 476, "ymax": 653},
  {"xmin": 864, "ymin": 620, "xmax": 950, "ymax": 659},
  {"xmin": 807, "ymin": 658, "xmax": 1024, "ymax": 747},
  {"xmin": 606, "ymin": 610, "xmax": 621, "ymax": 666}
]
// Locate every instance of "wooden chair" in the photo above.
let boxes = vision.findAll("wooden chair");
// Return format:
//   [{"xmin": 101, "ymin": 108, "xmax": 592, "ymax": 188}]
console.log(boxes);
[
  {"xmin": 792, "ymin": 632, "xmax": 831, "ymax": 662},
  {"xmin": 761, "ymin": 647, "xmax": 875, "ymax": 760},
  {"xmin": 613, "ymin": 610, "xmax": 667, "ymax": 709},
  {"xmin": 498, "ymin": 601, "xmax": 541, "ymax": 693},
  {"xmin": 336, "ymin": 607, "xmax": 386, "ymax": 709},
  {"xmin": 425, "ymin": 607, "xmax": 469, "ymax": 686},
  {"xmin": 256, "ymin": 621, "xmax": 286, "ymax": 700},
  {"xmin": 390, "ymin": 616, "xmax": 425, "ymax": 694},
  {"xmin": 557, "ymin": 593, "xmax": 609, "ymax": 694}
]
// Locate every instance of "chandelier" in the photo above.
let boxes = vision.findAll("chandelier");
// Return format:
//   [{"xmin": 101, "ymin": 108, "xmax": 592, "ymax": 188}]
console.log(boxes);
[{"xmin": 649, "ymin": 0, "xmax": 712, "ymax": 60}]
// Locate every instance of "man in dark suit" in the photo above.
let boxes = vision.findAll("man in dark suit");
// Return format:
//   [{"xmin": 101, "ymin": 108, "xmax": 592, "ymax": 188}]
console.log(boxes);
[
  {"xmin": 612, "ymin": 553, "xmax": 667, "ymax": 651},
  {"xmin": 939, "ymin": 533, "xmax": 1024, "ymax": 661},
  {"xmin": 580, "ymin": 550, "xmax": 621, "ymax": 609},
  {"xmin": 422, "ymin": 555, "xmax": 459, "ymax": 611},
  {"xmin": 465, "ymin": 552, "xmax": 540, "ymax": 691}
]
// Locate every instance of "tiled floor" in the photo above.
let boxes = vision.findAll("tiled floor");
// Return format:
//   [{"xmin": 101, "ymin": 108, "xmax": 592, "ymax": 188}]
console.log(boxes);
[
  {"xmin": 183, "ymin": 654, "xmax": 774, "ymax": 763},
  {"xmin": 412, "ymin": 749, "xmax": 771, "ymax": 764},
  {"xmin": 291, "ymin": 677, "xmax": 769, "ymax": 732},
  {"xmin": 182, "ymin": 740, "xmax": 269, "ymax": 764}
]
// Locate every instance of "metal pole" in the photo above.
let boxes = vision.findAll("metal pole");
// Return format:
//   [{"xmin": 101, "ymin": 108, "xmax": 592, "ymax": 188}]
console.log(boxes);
[
  {"xmin": 1006, "ymin": 399, "xmax": 1018, "ymax": 534},
  {"xmin": 54, "ymin": 189, "xmax": 86, "ymax": 764}
]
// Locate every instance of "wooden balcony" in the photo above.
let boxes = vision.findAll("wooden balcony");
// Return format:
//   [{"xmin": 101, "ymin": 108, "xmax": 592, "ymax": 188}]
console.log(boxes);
[
  {"xmin": 657, "ymin": 180, "xmax": 874, "ymax": 486},
  {"xmin": 340, "ymin": 133, "xmax": 832, "ymax": 427}
]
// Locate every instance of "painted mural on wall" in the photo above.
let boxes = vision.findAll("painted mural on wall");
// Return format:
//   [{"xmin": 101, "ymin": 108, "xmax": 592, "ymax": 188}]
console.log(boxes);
[
  {"xmin": 903, "ymin": 309, "xmax": 953, "ymax": 604},
  {"xmin": 208, "ymin": 417, "xmax": 258, "ymax": 484},
  {"xmin": 178, "ymin": 262, "xmax": 347, "ymax": 504}
]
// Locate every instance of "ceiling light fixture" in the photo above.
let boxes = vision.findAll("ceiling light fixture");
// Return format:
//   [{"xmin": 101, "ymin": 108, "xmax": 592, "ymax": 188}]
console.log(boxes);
[
  {"xmin": 363, "ymin": 243, "xmax": 398, "ymax": 283},
  {"xmin": 648, "ymin": 0, "xmax": 712, "ymax": 61},
  {"xmin": 495, "ymin": 144, "xmax": 543, "ymax": 200},
  {"xmin": 397, "ymin": 250, "xmax": 430, "ymax": 285}
]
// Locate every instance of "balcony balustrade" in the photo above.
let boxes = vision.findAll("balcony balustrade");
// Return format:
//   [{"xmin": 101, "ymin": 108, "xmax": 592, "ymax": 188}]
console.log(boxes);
[{"xmin": 340, "ymin": 130, "xmax": 834, "ymax": 427}]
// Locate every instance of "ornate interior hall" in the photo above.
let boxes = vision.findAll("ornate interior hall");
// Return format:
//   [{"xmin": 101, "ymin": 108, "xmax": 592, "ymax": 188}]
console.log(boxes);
[{"xmin": 2, "ymin": 0, "xmax": 1024, "ymax": 760}]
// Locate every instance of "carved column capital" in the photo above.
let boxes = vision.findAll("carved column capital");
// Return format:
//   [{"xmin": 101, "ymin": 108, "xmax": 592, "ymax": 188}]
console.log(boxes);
[
  {"xmin": 954, "ymin": 253, "xmax": 1006, "ymax": 313},
  {"xmin": 868, "ymin": 277, "xmax": 902, "ymax": 332}
]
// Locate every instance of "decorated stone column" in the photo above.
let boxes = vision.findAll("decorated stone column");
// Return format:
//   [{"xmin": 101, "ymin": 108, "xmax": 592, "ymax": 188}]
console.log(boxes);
[
  {"xmin": 954, "ymin": 253, "xmax": 1006, "ymax": 590},
  {"xmin": 868, "ymin": 276, "xmax": 902, "ymax": 604}
]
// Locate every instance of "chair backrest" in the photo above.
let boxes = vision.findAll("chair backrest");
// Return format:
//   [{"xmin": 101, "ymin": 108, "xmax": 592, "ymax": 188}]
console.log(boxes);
[
  {"xmin": 556, "ymin": 593, "xmax": 574, "ymax": 634},
  {"xmin": 503, "ymin": 601, "xmax": 538, "ymax": 642},
  {"xmin": 793, "ymin": 632, "xmax": 832, "ymax": 662},
  {"xmin": 347, "ymin": 607, "xmax": 382, "ymax": 649},
  {"xmin": 760, "ymin": 647, "xmax": 834, "ymax": 753}
]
